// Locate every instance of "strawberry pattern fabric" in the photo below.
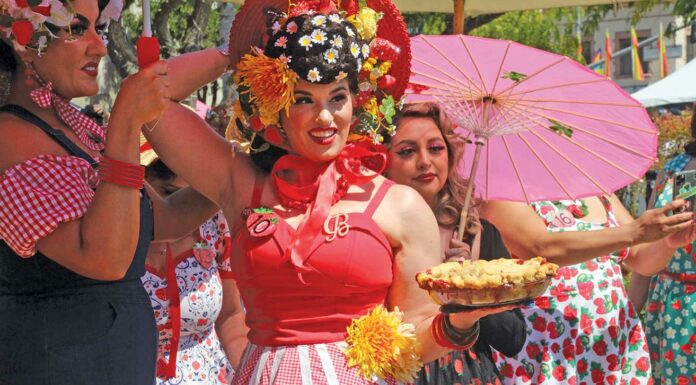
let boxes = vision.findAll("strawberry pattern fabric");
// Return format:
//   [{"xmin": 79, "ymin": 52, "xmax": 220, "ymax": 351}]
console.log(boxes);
[
  {"xmin": 495, "ymin": 199, "xmax": 652, "ymax": 385},
  {"xmin": 645, "ymin": 153, "xmax": 696, "ymax": 385},
  {"xmin": 142, "ymin": 213, "xmax": 234, "ymax": 384}
]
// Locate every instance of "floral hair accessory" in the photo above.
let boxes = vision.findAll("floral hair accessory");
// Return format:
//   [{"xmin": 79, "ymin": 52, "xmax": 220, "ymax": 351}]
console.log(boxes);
[
  {"xmin": 235, "ymin": 47, "xmax": 297, "ymax": 127},
  {"xmin": 343, "ymin": 305, "xmax": 421, "ymax": 382},
  {"xmin": 0, "ymin": 0, "xmax": 122, "ymax": 54},
  {"xmin": 227, "ymin": 0, "xmax": 410, "ymax": 148}
]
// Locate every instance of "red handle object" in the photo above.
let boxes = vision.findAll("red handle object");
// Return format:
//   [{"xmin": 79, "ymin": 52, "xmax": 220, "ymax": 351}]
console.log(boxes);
[{"xmin": 136, "ymin": 36, "xmax": 161, "ymax": 68}]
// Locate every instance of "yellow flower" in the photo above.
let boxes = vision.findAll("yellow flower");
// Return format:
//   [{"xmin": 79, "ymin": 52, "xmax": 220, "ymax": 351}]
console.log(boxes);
[
  {"xmin": 343, "ymin": 305, "xmax": 421, "ymax": 383},
  {"xmin": 347, "ymin": 7, "xmax": 382, "ymax": 40},
  {"xmin": 362, "ymin": 61, "xmax": 374, "ymax": 72},
  {"xmin": 363, "ymin": 96, "xmax": 379, "ymax": 116},
  {"xmin": 378, "ymin": 61, "xmax": 392, "ymax": 74},
  {"xmin": 236, "ymin": 49, "xmax": 297, "ymax": 126}
]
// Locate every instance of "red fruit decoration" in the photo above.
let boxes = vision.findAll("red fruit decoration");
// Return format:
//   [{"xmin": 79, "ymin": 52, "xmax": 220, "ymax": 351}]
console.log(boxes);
[
  {"xmin": 340, "ymin": 0, "xmax": 359, "ymax": 16},
  {"xmin": 376, "ymin": 74, "xmax": 396, "ymax": 90},
  {"xmin": 246, "ymin": 207, "xmax": 278, "ymax": 237},
  {"xmin": 370, "ymin": 38, "xmax": 400, "ymax": 62},
  {"xmin": 15, "ymin": 0, "xmax": 29, "ymax": 7},
  {"xmin": 32, "ymin": 5, "xmax": 51, "ymax": 16},
  {"xmin": 11, "ymin": 21, "xmax": 33, "ymax": 46}
]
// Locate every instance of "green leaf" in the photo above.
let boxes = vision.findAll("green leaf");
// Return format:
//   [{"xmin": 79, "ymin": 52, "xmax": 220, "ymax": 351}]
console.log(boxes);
[
  {"xmin": 253, "ymin": 207, "xmax": 274, "ymax": 214},
  {"xmin": 379, "ymin": 96, "xmax": 396, "ymax": 124},
  {"xmin": 502, "ymin": 71, "xmax": 528, "ymax": 82},
  {"xmin": 548, "ymin": 119, "xmax": 573, "ymax": 138}
]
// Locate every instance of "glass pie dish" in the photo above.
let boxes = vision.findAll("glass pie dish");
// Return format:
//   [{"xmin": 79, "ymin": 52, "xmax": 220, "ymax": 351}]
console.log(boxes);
[{"xmin": 416, "ymin": 257, "xmax": 559, "ymax": 308}]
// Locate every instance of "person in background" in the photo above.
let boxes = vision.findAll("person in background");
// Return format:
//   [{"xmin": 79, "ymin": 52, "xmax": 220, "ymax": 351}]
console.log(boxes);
[
  {"xmin": 629, "ymin": 107, "xmax": 696, "ymax": 385},
  {"xmin": 483, "ymin": 185, "xmax": 696, "ymax": 383},
  {"xmin": 385, "ymin": 102, "xmax": 526, "ymax": 385},
  {"xmin": 143, "ymin": 158, "xmax": 248, "ymax": 384}
]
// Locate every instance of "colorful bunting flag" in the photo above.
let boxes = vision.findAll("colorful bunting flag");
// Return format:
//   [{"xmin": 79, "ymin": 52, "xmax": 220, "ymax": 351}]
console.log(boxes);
[
  {"xmin": 658, "ymin": 23, "xmax": 669, "ymax": 78},
  {"xmin": 604, "ymin": 29, "xmax": 612, "ymax": 78},
  {"xmin": 630, "ymin": 26, "xmax": 645, "ymax": 81}
]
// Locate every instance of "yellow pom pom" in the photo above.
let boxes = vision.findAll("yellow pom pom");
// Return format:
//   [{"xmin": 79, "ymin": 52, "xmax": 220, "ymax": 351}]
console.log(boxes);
[{"xmin": 343, "ymin": 305, "xmax": 421, "ymax": 383}]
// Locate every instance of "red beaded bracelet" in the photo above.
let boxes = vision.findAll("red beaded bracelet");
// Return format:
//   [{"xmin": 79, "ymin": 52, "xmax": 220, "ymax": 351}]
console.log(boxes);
[{"xmin": 98, "ymin": 156, "xmax": 145, "ymax": 189}]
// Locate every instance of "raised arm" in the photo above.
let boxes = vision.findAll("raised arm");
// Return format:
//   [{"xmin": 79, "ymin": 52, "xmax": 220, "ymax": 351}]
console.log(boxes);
[
  {"xmin": 166, "ymin": 48, "xmax": 230, "ymax": 102},
  {"xmin": 0, "ymin": 63, "xmax": 169, "ymax": 280},
  {"xmin": 143, "ymin": 102, "xmax": 249, "ymax": 208},
  {"xmin": 146, "ymin": 182, "xmax": 220, "ymax": 241},
  {"xmin": 481, "ymin": 199, "xmax": 693, "ymax": 268}
]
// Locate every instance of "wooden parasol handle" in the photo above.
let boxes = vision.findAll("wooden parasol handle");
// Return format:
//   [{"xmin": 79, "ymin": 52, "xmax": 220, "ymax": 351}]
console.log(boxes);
[{"xmin": 457, "ymin": 138, "xmax": 485, "ymax": 241}]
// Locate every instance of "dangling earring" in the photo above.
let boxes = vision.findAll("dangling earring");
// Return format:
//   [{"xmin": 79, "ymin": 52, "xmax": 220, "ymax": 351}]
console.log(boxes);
[{"xmin": 23, "ymin": 61, "xmax": 38, "ymax": 89}]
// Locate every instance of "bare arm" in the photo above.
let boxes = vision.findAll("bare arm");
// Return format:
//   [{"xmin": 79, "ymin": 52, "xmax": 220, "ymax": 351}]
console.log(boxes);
[
  {"xmin": 481, "ymin": 198, "xmax": 694, "ymax": 268},
  {"xmin": 146, "ymin": 183, "xmax": 220, "ymax": 241},
  {"xmin": 143, "ymin": 102, "xmax": 246, "ymax": 208},
  {"xmin": 628, "ymin": 272, "xmax": 652, "ymax": 313},
  {"xmin": 166, "ymin": 48, "xmax": 230, "ymax": 102},
  {"xmin": 216, "ymin": 279, "xmax": 249, "ymax": 369},
  {"xmin": 5, "ymin": 64, "xmax": 170, "ymax": 280},
  {"xmin": 379, "ymin": 184, "xmax": 507, "ymax": 363}
]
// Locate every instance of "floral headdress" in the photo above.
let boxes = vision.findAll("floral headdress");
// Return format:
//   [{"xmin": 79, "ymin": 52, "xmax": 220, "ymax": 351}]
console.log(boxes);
[
  {"xmin": 229, "ymin": 0, "xmax": 410, "ymax": 149},
  {"xmin": 0, "ymin": 0, "xmax": 122, "ymax": 54}
]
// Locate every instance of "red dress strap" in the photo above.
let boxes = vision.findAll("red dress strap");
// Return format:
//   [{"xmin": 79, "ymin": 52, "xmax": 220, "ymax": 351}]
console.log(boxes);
[
  {"xmin": 250, "ymin": 174, "xmax": 265, "ymax": 207},
  {"xmin": 365, "ymin": 180, "xmax": 394, "ymax": 217}
]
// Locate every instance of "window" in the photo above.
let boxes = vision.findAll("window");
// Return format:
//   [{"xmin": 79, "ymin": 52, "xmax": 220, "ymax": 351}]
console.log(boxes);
[{"xmin": 616, "ymin": 30, "xmax": 650, "ymax": 79}]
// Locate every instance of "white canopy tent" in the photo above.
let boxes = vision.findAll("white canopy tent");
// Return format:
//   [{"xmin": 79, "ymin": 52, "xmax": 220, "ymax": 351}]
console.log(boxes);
[{"xmin": 632, "ymin": 58, "xmax": 696, "ymax": 107}]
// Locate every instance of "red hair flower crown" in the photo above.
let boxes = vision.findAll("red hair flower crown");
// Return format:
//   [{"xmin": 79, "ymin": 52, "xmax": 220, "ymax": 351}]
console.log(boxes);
[{"xmin": 228, "ymin": 0, "xmax": 410, "ymax": 149}]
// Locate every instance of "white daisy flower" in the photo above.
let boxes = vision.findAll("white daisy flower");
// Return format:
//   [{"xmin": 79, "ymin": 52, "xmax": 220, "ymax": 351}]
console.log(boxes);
[
  {"xmin": 312, "ymin": 15, "xmax": 326, "ymax": 26},
  {"xmin": 328, "ymin": 14, "xmax": 341, "ymax": 23},
  {"xmin": 665, "ymin": 327, "xmax": 676, "ymax": 339},
  {"xmin": 350, "ymin": 42, "xmax": 360, "ymax": 57},
  {"xmin": 677, "ymin": 356, "xmax": 688, "ymax": 367},
  {"xmin": 274, "ymin": 36, "xmax": 288, "ymax": 48},
  {"xmin": 331, "ymin": 35, "xmax": 343, "ymax": 49},
  {"xmin": 286, "ymin": 21, "xmax": 298, "ymax": 34},
  {"xmin": 346, "ymin": 27, "xmax": 355, "ymax": 37},
  {"xmin": 307, "ymin": 67, "xmax": 322, "ymax": 83},
  {"xmin": 311, "ymin": 29, "xmax": 327, "ymax": 44},
  {"xmin": 299, "ymin": 35, "xmax": 313, "ymax": 50},
  {"xmin": 324, "ymin": 48, "xmax": 338, "ymax": 64},
  {"xmin": 272, "ymin": 20, "xmax": 282, "ymax": 34},
  {"xmin": 361, "ymin": 44, "xmax": 370, "ymax": 58},
  {"xmin": 356, "ymin": 59, "xmax": 362, "ymax": 72}
]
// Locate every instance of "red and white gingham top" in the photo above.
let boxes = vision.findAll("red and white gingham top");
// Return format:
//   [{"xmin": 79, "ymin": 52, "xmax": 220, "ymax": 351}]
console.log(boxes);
[{"xmin": 0, "ymin": 154, "xmax": 98, "ymax": 257}]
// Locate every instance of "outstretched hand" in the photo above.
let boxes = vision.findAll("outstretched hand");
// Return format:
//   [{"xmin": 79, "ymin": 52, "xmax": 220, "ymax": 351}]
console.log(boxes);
[
  {"xmin": 111, "ymin": 60, "xmax": 170, "ymax": 128},
  {"xmin": 631, "ymin": 199, "xmax": 694, "ymax": 245},
  {"xmin": 446, "ymin": 303, "xmax": 520, "ymax": 330}
]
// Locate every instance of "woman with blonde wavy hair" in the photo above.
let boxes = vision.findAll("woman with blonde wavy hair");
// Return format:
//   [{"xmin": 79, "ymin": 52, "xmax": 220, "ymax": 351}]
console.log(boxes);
[{"xmin": 385, "ymin": 102, "xmax": 527, "ymax": 384}]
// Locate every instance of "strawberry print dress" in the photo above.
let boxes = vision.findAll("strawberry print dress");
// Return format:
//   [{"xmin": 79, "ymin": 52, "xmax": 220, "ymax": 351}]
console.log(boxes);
[
  {"xmin": 495, "ymin": 199, "xmax": 652, "ymax": 385},
  {"xmin": 142, "ymin": 212, "xmax": 235, "ymax": 385},
  {"xmin": 645, "ymin": 153, "xmax": 696, "ymax": 385}
]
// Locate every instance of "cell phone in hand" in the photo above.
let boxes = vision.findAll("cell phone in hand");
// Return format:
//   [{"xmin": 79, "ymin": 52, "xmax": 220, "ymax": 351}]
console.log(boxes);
[{"xmin": 673, "ymin": 170, "xmax": 696, "ymax": 213}]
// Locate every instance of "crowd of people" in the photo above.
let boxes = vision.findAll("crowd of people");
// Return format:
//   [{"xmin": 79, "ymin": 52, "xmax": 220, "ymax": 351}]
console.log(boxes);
[{"xmin": 1, "ymin": 0, "xmax": 695, "ymax": 384}]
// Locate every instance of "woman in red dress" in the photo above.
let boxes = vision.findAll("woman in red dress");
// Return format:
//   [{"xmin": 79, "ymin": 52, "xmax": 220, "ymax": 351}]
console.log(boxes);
[{"xmin": 142, "ymin": 0, "xmax": 511, "ymax": 383}]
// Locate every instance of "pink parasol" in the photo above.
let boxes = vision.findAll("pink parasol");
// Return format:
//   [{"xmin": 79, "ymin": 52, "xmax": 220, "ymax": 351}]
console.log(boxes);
[{"xmin": 406, "ymin": 34, "xmax": 657, "ymax": 239}]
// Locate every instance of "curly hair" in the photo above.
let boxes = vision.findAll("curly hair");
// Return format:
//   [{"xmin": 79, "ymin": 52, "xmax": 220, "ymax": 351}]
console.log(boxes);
[
  {"xmin": 390, "ymin": 102, "xmax": 481, "ymax": 238},
  {"xmin": 264, "ymin": 13, "xmax": 364, "ymax": 92}
]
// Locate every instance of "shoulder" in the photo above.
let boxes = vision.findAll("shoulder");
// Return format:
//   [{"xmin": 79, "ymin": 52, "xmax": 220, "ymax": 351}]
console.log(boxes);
[{"xmin": 0, "ymin": 113, "xmax": 62, "ymax": 174}]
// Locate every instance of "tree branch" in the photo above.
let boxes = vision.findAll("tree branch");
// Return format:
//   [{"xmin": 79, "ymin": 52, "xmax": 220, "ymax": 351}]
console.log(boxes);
[
  {"xmin": 182, "ymin": 0, "xmax": 212, "ymax": 52},
  {"xmin": 107, "ymin": 22, "xmax": 138, "ymax": 78},
  {"xmin": 153, "ymin": 0, "xmax": 186, "ymax": 57},
  {"xmin": 465, "ymin": 13, "xmax": 503, "ymax": 32}
]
